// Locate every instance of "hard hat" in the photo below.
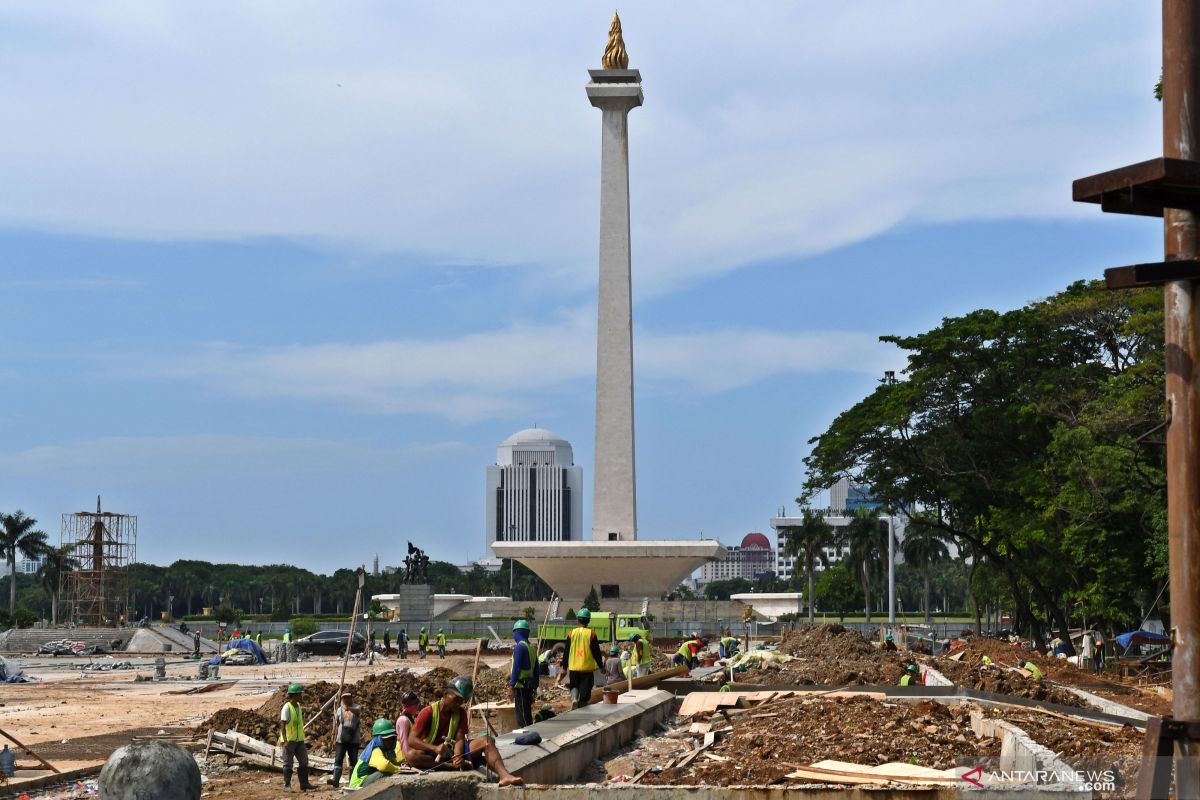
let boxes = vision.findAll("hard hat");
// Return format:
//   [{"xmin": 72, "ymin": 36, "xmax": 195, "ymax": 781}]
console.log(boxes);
[
  {"xmin": 690, "ymin": 631, "xmax": 700, "ymax": 639},
  {"xmin": 287, "ymin": 683, "xmax": 304, "ymax": 695},
  {"xmin": 420, "ymin": 626, "xmax": 427, "ymax": 632},
  {"xmin": 447, "ymin": 675, "xmax": 474, "ymax": 701},
  {"xmin": 513, "ymin": 619, "xmax": 530, "ymax": 632},
  {"xmin": 438, "ymin": 628, "xmax": 444, "ymax": 633},
  {"xmin": 576, "ymin": 608, "xmax": 591, "ymax": 620},
  {"xmin": 372, "ymin": 718, "xmax": 397, "ymax": 737},
  {"xmin": 906, "ymin": 663, "xmax": 918, "ymax": 672},
  {"xmin": 628, "ymin": 632, "xmax": 640, "ymax": 641},
  {"xmin": 609, "ymin": 645, "xmax": 619, "ymax": 655},
  {"xmin": 885, "ymin": 633, "xmax": 894, "ymax": 641}
]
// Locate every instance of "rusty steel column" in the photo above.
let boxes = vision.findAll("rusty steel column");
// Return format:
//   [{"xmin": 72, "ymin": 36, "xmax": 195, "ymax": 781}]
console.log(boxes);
[{"xmin": 1163, "ymin": 0, "xmax": 1200, "ymax": 794}]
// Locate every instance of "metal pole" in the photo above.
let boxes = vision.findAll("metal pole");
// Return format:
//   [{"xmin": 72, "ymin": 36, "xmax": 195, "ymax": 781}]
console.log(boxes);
[
  {"xmin": 887, "ymin": 515, "xmax": 896, "ymax": 624},
  {"xmin": 1163, "ymin": 1, "xmax": 1200, "ymax": 793}
]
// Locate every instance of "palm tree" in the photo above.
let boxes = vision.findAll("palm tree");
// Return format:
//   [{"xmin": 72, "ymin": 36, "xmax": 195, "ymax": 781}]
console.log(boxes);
[
  {"xmin": 901, "ymin": 516, "xmax": 952, "ymax": 622},
  {"xmin": 1, "ymin": 511, "xmax": 49, "ymax": 615},
  {"xmin": 839, "ymin": 508, "xmax": 889, "ymax": 622},
  {"xmin": 781, "ymin": 509, "xmax": 837, "ymax": 623},
  {"xmin": 38, "ymin": 544, "xmax": 79, "ymax": 625}
]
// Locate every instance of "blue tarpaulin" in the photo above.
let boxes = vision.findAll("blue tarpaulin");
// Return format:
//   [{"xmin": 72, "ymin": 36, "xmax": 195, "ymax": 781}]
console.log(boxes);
[
  {"xmin": 223, "ymin": 638, "xmax": 267, "ymax": 664},
  {"xmin": 1115, "ymin": 630, "xmax": 1170, "ymax": 650}
]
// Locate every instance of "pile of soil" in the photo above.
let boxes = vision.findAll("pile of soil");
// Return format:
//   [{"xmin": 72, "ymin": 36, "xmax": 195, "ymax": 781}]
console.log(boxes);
[
  {"xmin": 993, "ymin": 708, "xmax": 1142, "ymax": 791},
  {"xmin": 932, "ymin": 656, "xmax": 1086, "ymax": 707},
  {"xmin": 201, "ymin": 665, "xmax": 508, "ymax": 751},
  {"xmin": 738, "ymin": 624, "xmax": 911, "ymax": 686},
  {"xmin": 643, "ymin": 696, "xmax": 1000, "ymax": 786}
]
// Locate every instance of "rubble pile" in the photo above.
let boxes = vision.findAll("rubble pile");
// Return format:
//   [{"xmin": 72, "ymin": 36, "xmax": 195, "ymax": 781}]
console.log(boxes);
[
  {"xmin": 992, "ymin": 708, "xmax": 1142, "ymax": 790},
  {"xmin": 642, "ymin": 696, "xmax": 1000, "ymax": 786},
  {"xmin": 737, "ymin": 624, "xmax": 910, "ymax": 686},
  {"xmin": 932, "ymin": 656, "xmax": 1086, "ymax": 707}
]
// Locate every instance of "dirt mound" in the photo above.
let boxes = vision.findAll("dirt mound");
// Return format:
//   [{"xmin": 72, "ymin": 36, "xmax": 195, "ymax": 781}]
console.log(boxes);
[
  {"xmin": 779, "ymin": 624, "xmax": 878, "ymax": 659},
  {"xmin": 932, "ymin": 657, "xmax": 1085, "ymax": 707},
  {"xmin": 202, "ymin": 664, "xmax": 506, "ymax": 751},
  {"xmin": 644, "ymin": 696, "xmax": 1000, "ymax": 786}
]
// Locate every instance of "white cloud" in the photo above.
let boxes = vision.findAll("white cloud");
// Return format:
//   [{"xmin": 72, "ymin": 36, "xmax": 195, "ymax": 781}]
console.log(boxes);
[
  {"xmin": 144, "ymin": 314, "xmax": 900, "ymax": 422},
  {"xmin": 0, "ymin": 434, "xmax": 467, "ymax": 479},
  {"xmin": 0, "ymin": 2, "xmax": 1159, "ymax": 296}
]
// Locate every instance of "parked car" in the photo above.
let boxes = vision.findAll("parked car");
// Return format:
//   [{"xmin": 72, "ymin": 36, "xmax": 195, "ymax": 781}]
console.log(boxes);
[{"xmin": 292, "ymin": 630, "xmax": 366, "ymax": 656}]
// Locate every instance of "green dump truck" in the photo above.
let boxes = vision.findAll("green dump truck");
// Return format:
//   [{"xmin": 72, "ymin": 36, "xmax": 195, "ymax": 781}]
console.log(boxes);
[{"xmin": 536, "ymin": 612, "xmax": 650, "ymax": 649}]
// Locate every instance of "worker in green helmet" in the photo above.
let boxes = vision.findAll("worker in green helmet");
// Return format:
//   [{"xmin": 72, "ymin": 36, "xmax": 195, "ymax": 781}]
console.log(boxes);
[
  {"xmin": 348, "ymin": 718, "xmax": 405, "ymax": 788},
  {"xmin": 629, "ymin": 632, "xmax": 652, "ymax": 678},
  {"xmin": 567, "ymin": 608, "xmax": 605, "ymax": 709},
  {"xmin": 437, "ymin": 627, "xmax": 447, "ymax": 659},
  {"xmin": 405, "ymin": 676, "xmax": 524, "ymax": 786},
  {"xmin": 509, "ymin": 619, "xmax": 539, "ymax": 728},
  {"xmin": 277, "ymin": 683, "xmax": 313, "ymax": 792},
  {"xmin": 418, "ymin": 626, "xmax": 429, "ymax": 659},
  {"xmin": 899, "ymin": 663, "xmax": 924, "ymax": 686},
  {"xmin": 603, "ymin": 644, "xmax": 624, "ymax": 686}
]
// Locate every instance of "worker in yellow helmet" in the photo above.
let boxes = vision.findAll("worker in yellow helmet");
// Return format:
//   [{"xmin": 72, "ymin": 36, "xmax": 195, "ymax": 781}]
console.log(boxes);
[{"xmin": 567, "ymin": 609, "xmax": 605, "ymax": 709}]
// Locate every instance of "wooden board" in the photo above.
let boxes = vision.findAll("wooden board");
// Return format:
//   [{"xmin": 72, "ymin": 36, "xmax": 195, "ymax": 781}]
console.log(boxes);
[{"xmin": 786, "ymin": 759, "xmax": 963, "ymax": 785}]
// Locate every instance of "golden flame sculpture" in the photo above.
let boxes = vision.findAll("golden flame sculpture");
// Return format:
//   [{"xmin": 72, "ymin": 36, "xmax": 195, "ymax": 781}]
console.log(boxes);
[{"xmin": 602, "ymin": 12, "xmax": 629, "ymax": 70}]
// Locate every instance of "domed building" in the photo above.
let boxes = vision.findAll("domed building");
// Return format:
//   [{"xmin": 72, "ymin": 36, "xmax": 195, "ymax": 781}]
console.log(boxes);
[
  {"xmin": 486, "ymin": 428, "xmax": 584, "ymax": 551},
  {"xmin": 699, "ymin": 532, "xmax": 777, "ymax": 585}
]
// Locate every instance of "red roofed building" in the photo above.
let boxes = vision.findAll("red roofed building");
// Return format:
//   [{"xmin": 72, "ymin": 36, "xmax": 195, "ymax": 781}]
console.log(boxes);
[{"xmin": 699, "ymin": 532, "xmax": 776, "ymax": 584}]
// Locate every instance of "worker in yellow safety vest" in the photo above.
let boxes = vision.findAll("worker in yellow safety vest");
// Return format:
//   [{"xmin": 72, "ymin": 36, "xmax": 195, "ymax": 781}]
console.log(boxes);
[
  {"xmin": 277, "ymin": 683, "xmax": 313, "ymax": 792},
  {"xmin": 567, "ymin": 609, "xmax": 605, "ymax": 709},
  {"xmin": 348, "ymin": 718, "xmax": 405, "ymax": 788},
  {"xmin": 1018, "ymin": 659, "xmax": 1044, "ymax": 682},
  {"xmin": 628, "ymin": 633, "xmax": 652, "ymax": 677},
  {"xmin": 437, "ymin": 628, "xmax": 447, "ymax": 658},
  {"xmin": 418, "ymin": 627, "xmax": 429, "ymax": 659}
]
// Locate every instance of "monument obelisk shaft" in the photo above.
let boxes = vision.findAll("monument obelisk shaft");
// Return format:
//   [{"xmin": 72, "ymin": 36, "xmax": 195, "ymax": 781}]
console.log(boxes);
[{"xmin": 587, "ymin": 15, "xmax": 642, "ymax": 541}]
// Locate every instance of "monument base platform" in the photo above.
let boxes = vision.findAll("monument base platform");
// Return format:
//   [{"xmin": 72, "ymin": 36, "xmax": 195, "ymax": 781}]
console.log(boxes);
[{"xmin": 491, "ymin": 540, "xmax": 724, "ymax": 602}]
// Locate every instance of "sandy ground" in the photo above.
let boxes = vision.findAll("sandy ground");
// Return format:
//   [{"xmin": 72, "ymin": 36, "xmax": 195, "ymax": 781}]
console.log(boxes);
[{"xmin": 0, "ymin": 650, "xmax": 511, "ymax": 796}]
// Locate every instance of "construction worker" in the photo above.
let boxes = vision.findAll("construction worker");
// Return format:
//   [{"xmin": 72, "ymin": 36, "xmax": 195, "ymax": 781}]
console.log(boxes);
[
  {"xmin": 719, "ymin": 631, "xmax": 740, "ymax": 659},
  {"xmin": 282, "ymin": 626, "xmax": 291, "ymax": 644},
  {"xmin": 383, "ymin": 629, "xmax": 391, "ymax": 656},
  {"xmin": 603, "ymin": 645, "xmax": 624, "ymax": 685},
  {"xmin": 404, "ymin": 676, "xmax": 524, "ymax": 786},
  {"xmin": 673, "ymin": 635, "xmax": 703, "ymax": 670},
  {"xmin": 254, "ymin": 630, "xmax": 262, "ymax": 646},
  {"xmin": 418, "ymin": 627, "xmax": 429, "ymax": 659},
  {"xmin": 508, "ymin": 620, "xmax": 539, "ymax": 728},
  {"xmin": 567, "ymin": 608, "xmax": 605, "ymax": 709},
  {"xmin": 437, "ymin": 628, "xmax": 447, "ymax": 658},
  {"xmin": 277, "ymin": 683, "xmax": 313, "ymax": 792},
  {"xmin": 394, "ymin": 690, "xmax": 421, "ymax": 755},
  {"xmin": 399, "ymin": 627, "xmax": 408, "ymax": 659},
  {"xmin": 192, "ymin": 630, "xmax": 201, "ymax": 659},
  {"xmin": 629, "ymin": 633, "xmax": 652, "ymax": 677},
  {"xmin": 348, "ymin": 718, "xmax": 405, "ymax": 788},
  {"xmin": 899, "ymin": 663, "xmax": 923, "ymax": 686},
  {"xmin": 328, "ymin": 691, "xmax": 361, "ymax": 787},
  {"xmin": 981, "ymin": 654, "xmax": 993, "ymax": 667},
  {"xmin": 1018, "ymin": 659, "xmax": 1044, "ymax": 682},
  {"xmin": 882, "ymin": 632, "xmax": 897, "ymax": 652}
]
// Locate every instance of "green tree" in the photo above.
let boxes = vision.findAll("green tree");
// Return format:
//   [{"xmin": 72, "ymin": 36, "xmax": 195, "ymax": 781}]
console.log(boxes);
[
  {"xmin": 1, "ymin": 512, "xmax": 49, "ymax": 616},
  {"xmin": 582, "ymin": 586, "xmax": 601, "ymax": 612},
  {"xmin": 780, "ymin": 509, "xmax": 837, "ymax": 623},
  {"xmin": 901, "ymin": 515, "xmax": 951, "ymax": 622},
  {"xmin": 38, "ymin": 544, "xmax": 78, "ymax": 625},
  {"xmin": 839, "ymin": 509, "xmax": 889, "ymax": 622},
  {"xmin": 814, "ymin": 563, "xmax": 858, "ymax": 621},
  {"xmin": 704, "ymin": 578, "xmax": 752, "ymax": 601}
]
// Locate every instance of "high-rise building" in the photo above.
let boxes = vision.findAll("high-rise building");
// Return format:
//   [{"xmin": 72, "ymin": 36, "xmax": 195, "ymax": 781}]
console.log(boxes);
[{"xmin": 486, "ymin": 428, "xmax": 584, "ymax": 555}]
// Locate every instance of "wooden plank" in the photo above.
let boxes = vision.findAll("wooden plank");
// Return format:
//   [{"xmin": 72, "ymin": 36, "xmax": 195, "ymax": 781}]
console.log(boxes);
[
  {"xmin": 587, "ymin": 664, "xmax": 687, "ymax": 704},
  {"xmin": 0, "ymin": 726, "xmax": 59, "ymax": 774}
]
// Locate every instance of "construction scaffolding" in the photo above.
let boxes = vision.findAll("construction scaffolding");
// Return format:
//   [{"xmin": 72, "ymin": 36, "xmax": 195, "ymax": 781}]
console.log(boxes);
[{"xmin": 61, "ymin": 497, "xmax": 136, "ymax": 627}]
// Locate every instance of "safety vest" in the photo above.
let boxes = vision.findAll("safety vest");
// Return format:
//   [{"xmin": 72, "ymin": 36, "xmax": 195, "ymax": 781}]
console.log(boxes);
[
  {"xmin": 419, "ymin": 633, "xmax": 429, "ymax": 647},
  {"xmin": 676, "ymin": 640, "xmax": 698, "ymax": 659},
  {"xmin": 1025, "ymin": 663, "xmax": 1044, "ymax": 681},
  {"xmin": 513, "ymin": 640, "xmax": 534, "ymax": 685},
  {"xmin": 437, "ymin": 633, "xmax": 446, "ymax": 646},
  {"xmin": 635, "ymin": 640, "xmax": 650, "ymax": 665},
  {"xmin": 721, "ymin": 636, "xmax": 737, "ymax": 651},
  {"xmin": 422, "ymin": 701, "xmax": 460, "ymax": 745},
  {"xmin": 900, "ymin": 674, "xmax": 914, "ymax": 686},
  {"xmin": 348, "ymin": 738, "xmax": 403, "ymax": 788},
  {"xmin": 568, "ymin": 626, "xmax": 598, "ymax": 671},
  {"xmin": 283, "ymin": 702, "xmax": 305, "ymax": 742}
]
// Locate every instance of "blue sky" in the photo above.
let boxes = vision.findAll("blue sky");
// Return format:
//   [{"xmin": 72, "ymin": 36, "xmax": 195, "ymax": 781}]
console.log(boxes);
[{"xmin": 0, "ymin": 3, "xmax": 1166, "ymax": 571}]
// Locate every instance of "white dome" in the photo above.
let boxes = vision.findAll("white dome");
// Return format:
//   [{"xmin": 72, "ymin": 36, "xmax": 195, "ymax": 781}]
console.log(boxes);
[{"xmin": 500, "ymin": 427, "xmax": 570, "ymax": 447}]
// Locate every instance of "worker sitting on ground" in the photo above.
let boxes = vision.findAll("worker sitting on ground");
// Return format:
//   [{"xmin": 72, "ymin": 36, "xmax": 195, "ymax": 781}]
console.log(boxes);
[
  {"xmin": 508, "ymin": 621, "xmax": 539, "ymax": 729},
  {"xmin": 567, "ymin": 608, "xmax": 606, "ymax": 708},
  {"xmin": 418, "ymin": 627, "xmax": 429, "ymax": 659},
  {"xmin": 603, "ymin": 645, "xmax": 624, "ymax": 686},
  {"xmin": 405, "ymin": 676, "xmax": 524, "ymax": 786},
  {"xmin": 719, "ymin": 632, "xmax": 740, "ymax": 659},
  {"xmin": 437, "ymin": 628, "xmax": 447, "ymax": 658},
  {"xmin": 1018, "ymin": 659, "xmax": 1044, "ymax": 682},
  {"xmin": 899, "ymin": 663, "xmax": 923, "ymax": 686},
  {"xmin": 348, "ymin": 718, "xmax": 405, "ymax": 788},
  {"xmin": 882, "ymin": 632, "xmax": 897, "ymax": 652},
  {"xmin": 394, "ymin": 690, "xmax": 421, "ymax": 755}
]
